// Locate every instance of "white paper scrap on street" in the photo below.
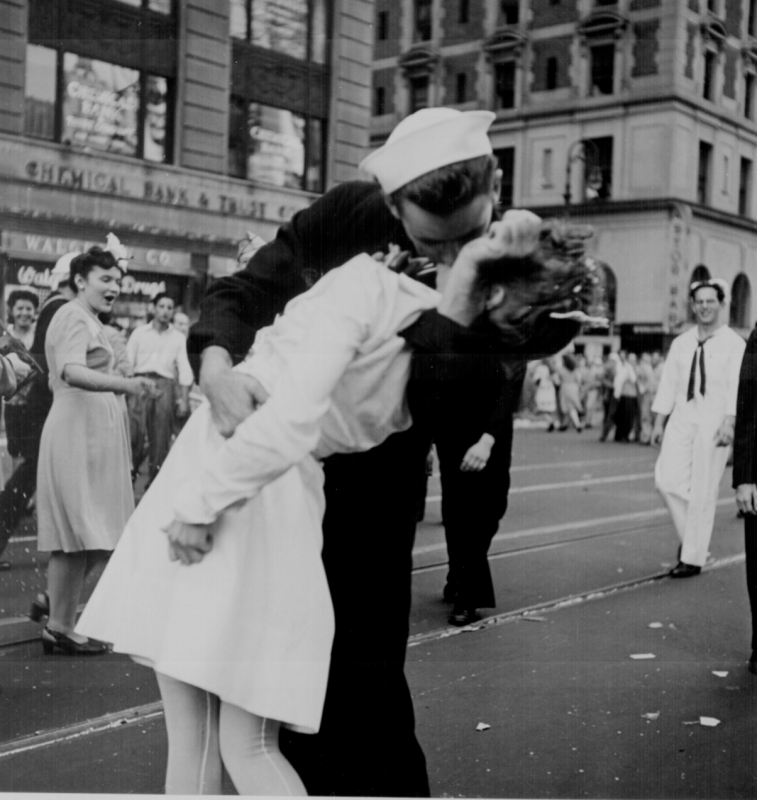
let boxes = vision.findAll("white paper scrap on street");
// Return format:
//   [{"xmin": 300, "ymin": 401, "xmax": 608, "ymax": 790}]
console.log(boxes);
[
  {"xmin": 630, "ymin": 653, "xmax": 656, "ymax": 659},
  {"xmin": 476, "ymin": 722, "xmax": 491, "ymax": 732},
  {"xmin": 641, "ymin": 712, "xmax": 660, "ymax": 720},
  {"xmin": 648, "ymin": 622, "xmax": 663, "ymax": 628},
  {"xmin": 700, "ymin": 717, "xmax": 720, "ymax": 727},
  {"xmin": 712, "ymin": 671, "xmax": 728, "ymax": 677}
]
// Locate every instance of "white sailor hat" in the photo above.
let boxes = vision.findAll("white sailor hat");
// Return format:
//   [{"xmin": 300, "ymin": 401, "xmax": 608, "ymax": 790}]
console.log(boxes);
[
  {"xmin": 359, "ymin": 108, "xmax": 496, "ymax": 195},
  {"xmin": 51, "ymin": 251, "xmax": 81, "ymax": 276}
]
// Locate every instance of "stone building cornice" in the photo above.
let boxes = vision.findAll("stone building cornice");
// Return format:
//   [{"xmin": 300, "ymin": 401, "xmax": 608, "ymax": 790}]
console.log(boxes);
[
  {"xmin": 578, "ymin": 10, "xmax": 629, "ymax": 42},
  {"xmin": 483, "ymin": 28, "xmax": 529, "ymax": 61}
]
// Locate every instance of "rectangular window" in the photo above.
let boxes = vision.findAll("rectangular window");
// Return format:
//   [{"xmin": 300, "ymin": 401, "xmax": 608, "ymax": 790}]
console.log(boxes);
[
  {"xmin": 546, "ymin": 56, "xmax": 558, "ymax": 90},
  {"xmin": 500, "ymin": 0, "xmax": 519, "ymax": 24},
  {"xmin": 585, "ymin": 136, "xmax": 613, "ymax": 200},
  {"xmin": 747, "ymin": 73, "xmax": 755, "ymax": 120},
  {"xmin": 375, "ymin": 86, "xmax": 386, "ymax": 116},
  {"xmin": 415, "ymin": 0, "xmax": 432, "ymax": 41},
  {"xmin": 227, "ymin": 98, "xmax": 325, "ymax": 192},
  {"xmin": 495, "ymin": 147, "xmax": 515, "ymax": 207},
  {"xmin": 230, "ymin": 0, "xmax": 326, "ymax": 62},
  {"xmin": 723, "ymin": 155, "xmax": 730, "ymax": 194},
  {"xmin": 115, "ymin": 0, "xmax": 172, "ymax": 10},
  {"xmin": 24, "ymin": 44, "xmax": 57, "ymax": 141},
  {"xmin": 703, "ymin": 51, "xmax": 716, "ymax": 101},
  {"xmin": 456, "ymin": 73, "xmax": 467, "ymax": 104},
  {"xmin": 698, "ymin": 141, "xmax": 713, "ymax": 205},
  {"xmin": 378, "ymin": 11, "xmax": 389, "ymax": 40},
  {"xmin": 707, "ymin": 0, "xmax": 718, "ymax": 12},
  {"xmin": 590, "ymin": 44, "xmax": 614, "ymax": 95},
  {"xmin": 410, "ymin": 76, "xmax": 429, "ymax": 112},
  {"xmin": 740, "ymin": 157, "xmax": 752, "ymax": 215},
  {"xmin": 542, "ymin": 148, "xmax": 553, "ymax": 187},
  {"xmin": 495, "ymin": 61, "xmax": 516, "ymax": 109},
  {"xmin": 459, "ymin": 0, "xmax": 469, "ymax": 24},
  {"xmin": 750, "ymin": 0, "xmax": 757, "ymax": 37}
]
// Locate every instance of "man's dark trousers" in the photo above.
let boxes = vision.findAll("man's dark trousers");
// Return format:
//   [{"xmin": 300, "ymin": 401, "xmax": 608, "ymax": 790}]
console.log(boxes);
[
  {"xmin": 744, "ymin": 516, "xmax": 757, "ymax": 653},
  {"xmin": 279, "ymin": 426, "xmax": 432, "ymax": 797}
]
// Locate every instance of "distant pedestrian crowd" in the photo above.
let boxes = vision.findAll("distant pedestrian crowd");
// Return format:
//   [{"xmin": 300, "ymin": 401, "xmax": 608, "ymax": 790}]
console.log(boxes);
[{"xmin": 522, "ymin": 349, "xmax": 665, "ymax": 442}]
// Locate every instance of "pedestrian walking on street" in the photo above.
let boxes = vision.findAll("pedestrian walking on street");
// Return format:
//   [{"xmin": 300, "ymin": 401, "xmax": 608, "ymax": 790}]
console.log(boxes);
[
  {"xmin": 76, "ymin": 213, "xmax": 589, "ymax": 795},
  {"xmin": 126, "ymin": 293, "xmax": 193, "ymax": 485},
  {"xmin": 598, "ymin": 352, "xmax": 619, "ymax": 441},
  {"xmin": 533, "ymin": 358, "xmax": 557, "ymax": 429},
  {"xmin": 0, "ymin": 255, "xmax": 77, "ymax": 572},
  {"xmin": 731, "ymin": 319, "xmax": 757, "ymax": 675},
  {"xmin": 557, "ymin": 353, "xmax": 584, "ymax": 432},
  {"xmin": 613, "ymin": 350, "xmax": 638, "ymax": 442},
  {"xmin": 652, "ymin": 279, "xmax": 745, "ymax": 577},
  {"xmin": 32, "ymin": 246, "xmax": 157, "ymax": 655}
]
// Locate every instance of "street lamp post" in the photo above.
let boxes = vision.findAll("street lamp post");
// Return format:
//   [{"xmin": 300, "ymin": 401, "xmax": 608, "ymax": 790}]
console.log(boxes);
[{"xmin": 564, "ymin": 138, "xmax": 603, "ymax": 217}]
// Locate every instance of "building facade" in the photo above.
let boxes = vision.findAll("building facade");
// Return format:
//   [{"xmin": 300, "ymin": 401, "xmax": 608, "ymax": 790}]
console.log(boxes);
[
  {"xmin": 370, "ymin": 0, "xmax": 757, "ymax": 353},
  {"xmin": 0, "ymin": 0, "xmax": 373, "ymax": 330}
]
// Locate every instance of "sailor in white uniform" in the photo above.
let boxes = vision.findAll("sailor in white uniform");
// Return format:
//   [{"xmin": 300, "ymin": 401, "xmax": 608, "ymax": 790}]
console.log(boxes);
[{"xmin": 652, "ymin": 279, "xmax": 746, "ymax": 576}]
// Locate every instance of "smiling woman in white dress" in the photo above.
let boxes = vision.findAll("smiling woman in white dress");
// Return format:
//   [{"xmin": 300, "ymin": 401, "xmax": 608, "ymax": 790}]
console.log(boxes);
[{"xmin": 76, "ymin": 213, "xmax": 591, "ymax": 796}]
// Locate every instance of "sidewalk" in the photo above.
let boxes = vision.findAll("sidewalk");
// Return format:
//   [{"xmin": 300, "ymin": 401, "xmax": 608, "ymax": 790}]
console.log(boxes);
[{"xmin": 1, "ymin": 557, "xmax": 754, "ymax": 797}]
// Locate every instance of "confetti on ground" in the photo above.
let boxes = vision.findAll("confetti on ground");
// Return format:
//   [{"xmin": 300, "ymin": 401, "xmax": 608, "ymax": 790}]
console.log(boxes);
[
  {"xmin": 641, "ymin": 712, "xmax": 660, "ymax": 720},
  {"xmin": 523, "ymin": 615, "xmax": 548, "ymax": 622},
  {"xmin": 630, "ymin": 653, "xmax": 656, "ymax": 660},
  {"xmin": 712, "ymin": 671, "xmax": 728, "ymax": 678},
  {"xmin": 700, "ymin": 717, "xmax": 720, "ymax": 727},
  {"xmin": 648, "ymin": 622, "xmax": 663, "ymax": 629},
  {"xmin": 476, "ymin": 722, "xmax": 491, "ymax": 732}
]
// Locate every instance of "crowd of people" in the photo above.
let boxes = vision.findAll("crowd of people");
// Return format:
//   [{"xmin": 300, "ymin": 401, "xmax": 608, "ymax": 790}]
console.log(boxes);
[
  {"xmin": 0, "ymin": 106, "xmax": 754, "ymax": 798},
  {"xmin": 523, "ymin": 349, "xmax": 665, "ymax": 441}
]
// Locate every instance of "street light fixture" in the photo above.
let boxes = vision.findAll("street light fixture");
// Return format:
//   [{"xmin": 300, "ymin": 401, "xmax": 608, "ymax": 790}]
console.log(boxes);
[{"xmin": 564, "ymin": 138, "xmax": 603, "ymax": 216}]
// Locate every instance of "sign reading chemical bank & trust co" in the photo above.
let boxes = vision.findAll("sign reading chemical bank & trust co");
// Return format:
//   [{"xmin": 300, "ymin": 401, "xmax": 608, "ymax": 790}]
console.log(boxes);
[
  {"xmin": 24, "ymin": 160, "xmax": 304, "ymax": 224},
  {"xmin": 0, "ymin": 136, "xmax": 312, "ymax": 227}
]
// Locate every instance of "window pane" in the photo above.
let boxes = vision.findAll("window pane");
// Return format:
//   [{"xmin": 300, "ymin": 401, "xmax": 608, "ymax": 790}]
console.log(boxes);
[
  {"xmin": 410, "ymin": 76, "xmax": 429, "ymax": 112},
  {"xmin": 144, "ymin": 75, "xmax": 168, "ymax": 162},
  {"xmin": 148, "ymin": 0, "xmax": 173, "ymax": 12},
  {"xmin": 251, "ymin": 0, "xmax": 308, "ymax": 60},
  {"xmin": 230, "ymin": 0, "xmax": 248, "ymax": 38},
  {"xmin": 310, "ymin": 0, "xmax": 328, "ymax": 63},
  {"xmin": 114, "ymin": 0, "xmax": 141, "ymax": 5},
  {"xmin": 228, "ymin": 95, "xmax": 248, "ymax": 178},
  {"xmin": 247, "ymin": 103, "xmax": 306, "ymax": 188},
  {"xmin": 25, "ymin": 44, "xmax": 57, "ymax": 141},
  {"xmin": 62, "ymin": 54, "xmax": 140, "ymax": 157},
  {"xmin": 306, "ymin": 118, "xmax": 325, "ymax": 192}
]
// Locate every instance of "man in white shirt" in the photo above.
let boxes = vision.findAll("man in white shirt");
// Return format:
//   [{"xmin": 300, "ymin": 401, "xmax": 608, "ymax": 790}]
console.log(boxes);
[
  {"xmin": 651, "ymin": 280, "xmax": 746, "ymax": 577},
  {"xmin": 127, "ymin": 293, "xmax": 193, "ymax": 484}
]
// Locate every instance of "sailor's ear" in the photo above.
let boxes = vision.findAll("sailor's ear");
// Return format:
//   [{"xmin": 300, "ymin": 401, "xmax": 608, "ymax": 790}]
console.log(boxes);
[{"xmin": 485, "ymin": 284, "xmax": 506, "ymax": 310}]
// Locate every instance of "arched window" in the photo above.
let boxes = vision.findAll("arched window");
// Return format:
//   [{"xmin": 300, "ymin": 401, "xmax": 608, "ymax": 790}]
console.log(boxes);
[
  {"xmin": 730, "ymin": 273, "xmax": 752, "ymax": 328},
  {"xmin": 689, "ymin": 265, "xmax": 711, "ymax": 321}
]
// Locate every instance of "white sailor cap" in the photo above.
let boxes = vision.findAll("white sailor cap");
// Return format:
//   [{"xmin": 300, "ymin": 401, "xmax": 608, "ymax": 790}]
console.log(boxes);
[
  {"xmin": 51, "ymin": 251, "xmax": 81, "ymax": 276},
  {"xmin": 359, "ymin": 108, "xmax": 496, "ymax": 195}
]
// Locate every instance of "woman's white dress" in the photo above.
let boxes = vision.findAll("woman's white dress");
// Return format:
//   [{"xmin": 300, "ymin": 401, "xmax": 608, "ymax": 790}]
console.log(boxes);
[{"xmin": 76, "ymin": 255, "xmax": 439, "ymax": 734}]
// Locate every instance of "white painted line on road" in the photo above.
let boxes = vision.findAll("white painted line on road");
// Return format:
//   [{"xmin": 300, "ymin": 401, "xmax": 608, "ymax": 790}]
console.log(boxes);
[
  {"xmin": 413, "ymin": 497, "xmax": 735, "ymax": 556},
  {"xmin": 408, "ymin": 551, "xmax": 746, "ymax": 645},
  {"xmin": 509, "ymin": 456, "xmax": 651, "ymax": 473},
  {"xmin": 424, "ymin": 471, "xmax": 655, "ymax": 503},
  {"xmin": 0, "ymin": 702, "xmax": 164, "ymax": 759}
]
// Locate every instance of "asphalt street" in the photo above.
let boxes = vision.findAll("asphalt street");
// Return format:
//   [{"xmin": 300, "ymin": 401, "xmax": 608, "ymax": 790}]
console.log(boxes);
[{"xmin": 0, "ymin": 426, "xmax": 754, "ymax": 797}]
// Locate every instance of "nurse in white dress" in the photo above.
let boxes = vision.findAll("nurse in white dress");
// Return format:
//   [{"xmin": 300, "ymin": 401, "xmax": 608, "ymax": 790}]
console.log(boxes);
[
  {"xmin": 77, "ymin": 212, "xmax": 552, "ymax": 796},
  {"xmin": 652, "ymin": 279, "xmax": 746, "ymax": 575}
]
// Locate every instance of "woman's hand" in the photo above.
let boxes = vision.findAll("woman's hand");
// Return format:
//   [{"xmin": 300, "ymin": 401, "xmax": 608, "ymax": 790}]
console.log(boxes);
[
  {"xmin": 371, "ymin": 245, "xmax": 434, "ymax": 279},
  {"xmin": 125, "ymin": 376, "xmax": 159, "ymax": 399},
  {"xmin": 460, "ymin": 434, "xmax": 494, "ymax": 472},
  {"xmin": 162, "ymin": 519, "xmax": 214, "ymax": 565},
  {"xmin": 714, "ymin": 416, "xmax": 736, "ymax": 447}
]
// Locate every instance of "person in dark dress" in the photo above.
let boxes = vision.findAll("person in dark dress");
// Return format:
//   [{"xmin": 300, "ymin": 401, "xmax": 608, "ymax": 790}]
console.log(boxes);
[
  {"xmin": 0, "ymin": 254, "xmax": 77, "ymax": 571},
  {"xmin": 187, "ymin": 108, "xmax": 583, "ymax": 797}
]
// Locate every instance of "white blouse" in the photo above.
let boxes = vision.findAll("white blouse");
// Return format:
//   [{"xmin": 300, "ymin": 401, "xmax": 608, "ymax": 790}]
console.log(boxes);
[
  {"xmin": 651, "ymin": 324, "xmax": 746, "ymax": 425},
  {"xmin": 172, "ymin": 254, "xmax": 440, "ymax": 525}
]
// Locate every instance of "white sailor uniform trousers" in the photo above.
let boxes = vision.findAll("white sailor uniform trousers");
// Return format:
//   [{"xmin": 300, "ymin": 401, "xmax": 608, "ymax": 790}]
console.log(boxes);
[{"xmin": 653, "ymin": 325, "xmax": 746, "ymax": 566}]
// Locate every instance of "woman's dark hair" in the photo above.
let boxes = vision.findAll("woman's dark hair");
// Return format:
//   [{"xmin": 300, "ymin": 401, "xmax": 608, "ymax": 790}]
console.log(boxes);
[
  {"xmin": 7, "ymin": 289, "xmax": 40, "ymax": 311},
  {"xmin": 390, "ymin": 154, "xmax": 498, "ymax": 216},
  {"xmin": 70, "ymin": 247, "xmax": 121, "ymax": 292}
]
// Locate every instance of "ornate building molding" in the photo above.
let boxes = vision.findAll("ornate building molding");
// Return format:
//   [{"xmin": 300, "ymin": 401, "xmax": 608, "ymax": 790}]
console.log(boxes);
[
  {"xmin": 578, "ymin": 10, "xmax": 629, "ymax": 42},
  {"xmin": 398, "ymin": 44, "xmax": 441, "ymax": 77},
  {"xmin": 483, "ymin": 28, "xmax": 529, "ymax": 62}
]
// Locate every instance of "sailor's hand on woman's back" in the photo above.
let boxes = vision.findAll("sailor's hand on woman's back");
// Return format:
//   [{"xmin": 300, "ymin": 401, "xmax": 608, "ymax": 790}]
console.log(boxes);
[{"xmin": 200, "ymin": 346, "xmax": 270, "ymax": 437}]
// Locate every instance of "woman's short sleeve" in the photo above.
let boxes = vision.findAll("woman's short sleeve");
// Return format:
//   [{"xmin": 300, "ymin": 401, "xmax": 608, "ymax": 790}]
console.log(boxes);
[{"xmin": 47, "ymin": 307, "xmax": 94, "ymax": 380}]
